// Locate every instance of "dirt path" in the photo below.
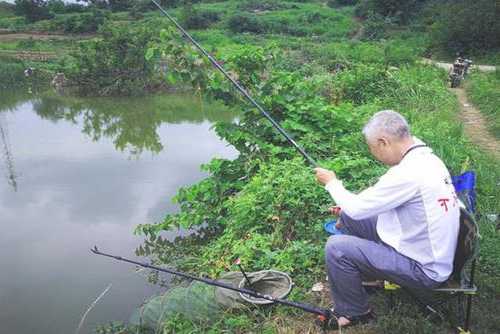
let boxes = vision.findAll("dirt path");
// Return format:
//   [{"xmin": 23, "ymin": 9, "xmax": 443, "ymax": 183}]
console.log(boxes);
[{"xmin": 451, "ymin": 87, "xmax": 500, "ymax": 159}]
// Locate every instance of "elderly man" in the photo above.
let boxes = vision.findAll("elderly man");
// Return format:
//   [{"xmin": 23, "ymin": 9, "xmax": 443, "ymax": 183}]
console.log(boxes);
[{"xmin": 315, "ymin": 110, "xmax": 460, "ymax": 329}]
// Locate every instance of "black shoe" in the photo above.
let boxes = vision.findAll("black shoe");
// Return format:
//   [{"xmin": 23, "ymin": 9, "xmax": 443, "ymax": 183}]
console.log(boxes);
[{"xmin": 318, "ymin": 309, "xmax": 376, "ymax": 331}]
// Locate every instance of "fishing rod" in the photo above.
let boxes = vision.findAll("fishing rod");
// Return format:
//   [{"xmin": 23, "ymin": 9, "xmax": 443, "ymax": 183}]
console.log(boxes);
[
  {"xmin": 150, "ymin": 0, "xmax": 318, "ymax": 167},
  {"xmin": 91, "ymin": 246, "xmax": 330, "ymax": 319}
]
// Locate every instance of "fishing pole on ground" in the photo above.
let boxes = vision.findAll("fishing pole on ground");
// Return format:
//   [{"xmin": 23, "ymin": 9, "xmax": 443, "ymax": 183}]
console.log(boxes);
[
  {"xmin": 91, "ymin": 246, "xmax": 331, "ymax": 322},
  {"xmin": 150, "ymin": 0, "xmax": 318, "ymax": 167}
]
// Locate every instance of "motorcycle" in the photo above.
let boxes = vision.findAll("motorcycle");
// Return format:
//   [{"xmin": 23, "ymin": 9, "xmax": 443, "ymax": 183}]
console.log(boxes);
[{"xmin": 449, "ymin": 58, "xmax": 465, "ymax": 88}]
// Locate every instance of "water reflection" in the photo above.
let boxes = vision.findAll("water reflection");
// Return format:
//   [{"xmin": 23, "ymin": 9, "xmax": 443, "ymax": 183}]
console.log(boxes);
[{"xmin": 0, "ymin": 90, "xmax": 238, "ymax": 334}]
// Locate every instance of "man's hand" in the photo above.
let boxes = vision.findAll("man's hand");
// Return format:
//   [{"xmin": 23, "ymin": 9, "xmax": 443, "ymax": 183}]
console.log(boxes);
[
  {"xmin": 328, "ymin": 206, "xmax": 342, "ymax": 216},
  {"xmin": 314, "ymin": 167, "xmax": 337, "ymax": 185}
]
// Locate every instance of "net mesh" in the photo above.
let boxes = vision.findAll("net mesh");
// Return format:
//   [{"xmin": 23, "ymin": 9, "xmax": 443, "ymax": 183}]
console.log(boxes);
[{"xmin": 129, "ymin": 270, "xmax": 293, "ymax": 331}]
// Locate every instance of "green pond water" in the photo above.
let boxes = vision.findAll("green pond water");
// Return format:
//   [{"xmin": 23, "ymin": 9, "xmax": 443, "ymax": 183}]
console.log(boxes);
[{"xmin": 0, "ymin": 88, "xmax": 238, "ymax": 334}]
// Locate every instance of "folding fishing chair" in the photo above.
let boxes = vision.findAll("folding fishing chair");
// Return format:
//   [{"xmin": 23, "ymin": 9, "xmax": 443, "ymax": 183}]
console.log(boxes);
[{"xmin": 384, "ymin": 171, "xmax": 479, "ymax": 334}]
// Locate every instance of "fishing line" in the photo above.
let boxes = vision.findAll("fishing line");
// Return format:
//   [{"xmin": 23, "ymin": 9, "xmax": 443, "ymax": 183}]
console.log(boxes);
[{"xmin": 150, "ymin": 0, "xmax": 318, "ymax": 167}]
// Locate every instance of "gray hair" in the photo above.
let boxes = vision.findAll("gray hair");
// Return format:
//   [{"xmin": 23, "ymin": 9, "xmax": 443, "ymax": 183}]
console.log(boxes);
[{"xmin": 362, "ymin": 110, "xmax": 411, "ymax": 141}]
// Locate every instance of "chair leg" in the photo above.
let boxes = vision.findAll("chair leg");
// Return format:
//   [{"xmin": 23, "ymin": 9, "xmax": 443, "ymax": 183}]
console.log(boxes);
[
  {"xmin": 464, "ymin": 294, "xmax": 473, "ymax": 332},
  {"xmin": 389, "ymin": 291, "xmax": 395, "ymax": 309},
  {"xmin": 463, "ymin": 259, "xmax": 477, "ymax": 332}
]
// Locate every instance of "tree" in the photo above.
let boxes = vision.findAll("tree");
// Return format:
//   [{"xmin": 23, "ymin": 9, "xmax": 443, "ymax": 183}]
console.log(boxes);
[
  {"xmin": 14, "ymin": 0, "xmax": 53, "ymax": 22},
  {"xmin": 66, "ymin": 21, "xmax": 163, "ymax": 95},
  {"xmin": 430, "ymin": 0, "xmax": 500, "ymax": 54}
]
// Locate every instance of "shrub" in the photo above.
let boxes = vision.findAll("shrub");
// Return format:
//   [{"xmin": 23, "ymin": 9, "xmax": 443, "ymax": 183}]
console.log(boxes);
[
  {"xmin": 333, "ymin": 63, "xmax": 396, "ymax": 104},
  {"xmin": 227, "ymin": 13, "xmax": 266, "ymax": 34},
  {"xmin": 65, "ymin": 21, "xmax": 164, "ymax": 96},
  {"xmin": 181, "ymin": 4, "xmax": 220, "ymax": 30}
]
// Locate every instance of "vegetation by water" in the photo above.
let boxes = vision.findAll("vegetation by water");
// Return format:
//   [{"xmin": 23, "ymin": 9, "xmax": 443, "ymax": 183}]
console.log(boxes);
[{"xmin": 1, "ymin": 0, "xmax": 499, "ymax": 333}]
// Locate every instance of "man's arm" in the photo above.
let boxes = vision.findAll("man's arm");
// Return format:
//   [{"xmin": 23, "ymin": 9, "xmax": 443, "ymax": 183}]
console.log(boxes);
[{"xmin": 318, "ymin": 167, "xmax": 418, "ymax": 220}]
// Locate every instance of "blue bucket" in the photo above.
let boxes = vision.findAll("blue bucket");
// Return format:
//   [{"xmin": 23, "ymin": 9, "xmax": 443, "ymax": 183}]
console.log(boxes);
[{"xmin": 324, "ymin": 219, "xmax": 344, "ymax": 235}]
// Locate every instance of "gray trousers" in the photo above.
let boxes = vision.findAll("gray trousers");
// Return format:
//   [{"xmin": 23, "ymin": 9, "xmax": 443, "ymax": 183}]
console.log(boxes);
[{"xmin": 325, "ymin": 213, "xmax": 441, "ymax": 316}]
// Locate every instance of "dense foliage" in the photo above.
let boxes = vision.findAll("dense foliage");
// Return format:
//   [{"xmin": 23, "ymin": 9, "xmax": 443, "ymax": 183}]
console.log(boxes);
[
  {"xmin": 63, "ymin": 21, "xmax": 167, "ymax": 95},
  {"xmin": 427, "ymin": 0, "xmax": 500, "ymax": 55}
]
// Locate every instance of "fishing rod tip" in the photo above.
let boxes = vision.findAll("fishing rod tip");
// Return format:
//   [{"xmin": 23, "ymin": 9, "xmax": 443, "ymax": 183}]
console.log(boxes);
[{"xmin": 91, "ymin": 245, "xmax": 99, "ymax": 253}]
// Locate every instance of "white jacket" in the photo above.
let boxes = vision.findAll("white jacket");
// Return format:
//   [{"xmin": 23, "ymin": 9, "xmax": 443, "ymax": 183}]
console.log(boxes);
[{"xmin": 325, "ymin": 139, "xmax": 460, "ymax": 282}]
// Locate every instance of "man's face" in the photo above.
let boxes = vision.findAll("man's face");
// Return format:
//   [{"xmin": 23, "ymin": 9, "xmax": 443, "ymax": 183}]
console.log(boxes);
[{"xmin": 366, "ymin": 137, "xmax": 399, "ymax": 166}]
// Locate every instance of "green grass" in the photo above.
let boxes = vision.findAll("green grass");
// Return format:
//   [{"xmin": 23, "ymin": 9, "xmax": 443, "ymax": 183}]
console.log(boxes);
[
  {"xmin": 466, "ymin": 71, "xmax": 500, "ymax": 139},
  {"xmin": 0, "ymin": 38, "xmax": 75, "ymax": 52},
  {"xmin": 182, "ymin": 0, "xmax": 357, "ymax": 40},
  {"xmin": 0, "ymin": 16, "xmax": 25, "ymax": 30}
]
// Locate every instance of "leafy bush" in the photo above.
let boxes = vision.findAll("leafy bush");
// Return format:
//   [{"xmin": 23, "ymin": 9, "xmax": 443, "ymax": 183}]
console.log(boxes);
[
  {"xmin": 181, "ymin": 3, "xmax": 220, "ymax": 30},
  {"xmin": 333, "ymin": 63, "xmax": 397, "ymax": 104},
  {"xmin": 227, "ymin": 13, "xmax": 266, "ymax": 34},
  {"xmin": 65, "ymin": 21, "xmax": 165, "ymax": 96}
]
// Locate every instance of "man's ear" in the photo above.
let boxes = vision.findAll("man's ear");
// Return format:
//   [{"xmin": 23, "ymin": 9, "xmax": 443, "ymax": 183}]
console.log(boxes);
[{"xmin": 377, "ymin": 137, "xmax": 389, "ymax": 147}]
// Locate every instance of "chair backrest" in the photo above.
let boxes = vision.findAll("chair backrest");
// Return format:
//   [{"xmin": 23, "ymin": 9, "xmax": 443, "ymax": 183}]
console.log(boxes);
[
  {"xmin": 452, "ymin": 171, "xmax": 476, "ymax": 214},
  {"xmin": 450, "ymin": 207, "xmax": 480, "ymax": 284}
]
